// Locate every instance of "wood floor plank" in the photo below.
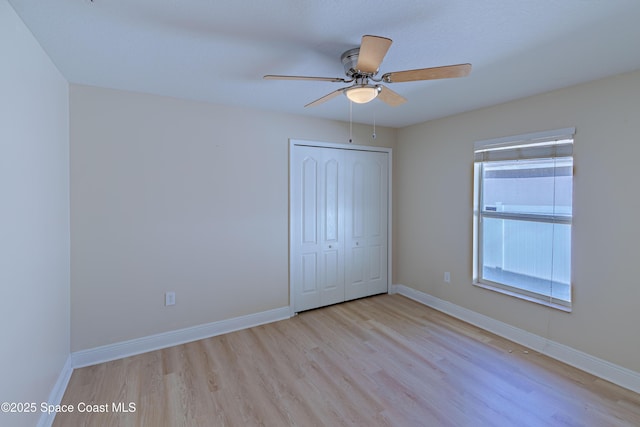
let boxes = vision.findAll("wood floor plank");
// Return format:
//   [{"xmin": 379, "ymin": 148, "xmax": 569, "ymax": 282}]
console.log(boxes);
[{"xmin": 54, "ymin": 295, "xmax": 640, "ymax": 426}]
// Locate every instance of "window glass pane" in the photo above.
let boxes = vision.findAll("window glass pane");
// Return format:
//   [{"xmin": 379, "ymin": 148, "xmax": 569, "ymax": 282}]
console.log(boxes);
[
  {"xmin": 482, "ymin": 217, "xmax": 571, "ymax": 302},
  {"xmin": 482, "ymin": 158, "xmax": 573, "ymax": 217}
]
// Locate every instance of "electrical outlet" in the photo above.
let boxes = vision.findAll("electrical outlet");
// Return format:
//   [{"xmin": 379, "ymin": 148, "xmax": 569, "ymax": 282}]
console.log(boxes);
[
  {"xmin": 444, "ymin": 272, "xmax": 451, "ymax": 283},
  {"xmin": 165, "ymin": 291, "xmax": 176, "ymax": 306}
]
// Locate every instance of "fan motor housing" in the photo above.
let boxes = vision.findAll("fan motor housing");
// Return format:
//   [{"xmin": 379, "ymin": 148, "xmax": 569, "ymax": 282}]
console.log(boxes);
[{"xmin": 341, "ymin": 48, "xmax": 364, "ymax": 77}]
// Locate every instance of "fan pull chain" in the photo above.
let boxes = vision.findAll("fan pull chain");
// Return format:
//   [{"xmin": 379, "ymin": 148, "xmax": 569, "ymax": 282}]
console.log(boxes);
[
  {"xmin": 372, "ymin": 111, "xmax": 377, "ymax": 139},
  {"xmin": 349, "ymin": 101, "xmax": 353, "ymax": 143}
]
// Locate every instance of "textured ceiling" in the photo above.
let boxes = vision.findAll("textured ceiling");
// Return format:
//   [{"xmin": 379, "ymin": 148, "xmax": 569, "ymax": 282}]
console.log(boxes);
[{"xmin": 9, "ymin": 0, "xmax": 640, "ymax": 128}]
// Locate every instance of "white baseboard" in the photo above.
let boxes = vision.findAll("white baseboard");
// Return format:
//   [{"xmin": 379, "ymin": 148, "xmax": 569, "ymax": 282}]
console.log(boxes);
[
  {"xmin": 71, "ymin": 306, "xmax": 291, "ymax": 368},
  {"xmin": 391, "ymin": 284, "xmax": 640, "ymax": 394},
  {"xmin": 39, "ymin": 307, "xmax": 290, "ymax": 425},
  {"xmin": 37, "ymin": 355, "xmax": 73, "ymax": 427}
]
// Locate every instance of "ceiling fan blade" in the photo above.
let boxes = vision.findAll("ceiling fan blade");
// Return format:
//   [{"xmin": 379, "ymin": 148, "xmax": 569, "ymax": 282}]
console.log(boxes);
[
  {"xmin": 305, "ymin": 88, "xmax": 346, "ymax": 108},
  {"xmin": 356, "ymin": 35, "xmax": 392, "ymax": 74},
  {"xmin": 382, "ymin": 63, "xmax": 472, "ymax": 83},
  {"xmin": 377, "ymin": 85, "xmax": 407, "ymax": 107},
  {"xmin": 264, "ymin": 75, "xmax": 348, "ymax": 83}
]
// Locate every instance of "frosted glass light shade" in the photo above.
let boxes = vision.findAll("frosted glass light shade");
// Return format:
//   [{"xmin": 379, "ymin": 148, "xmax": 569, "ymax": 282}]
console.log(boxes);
[{"xmin": 345, "ymin": 85, "xmax": 380, "ymax": 104}]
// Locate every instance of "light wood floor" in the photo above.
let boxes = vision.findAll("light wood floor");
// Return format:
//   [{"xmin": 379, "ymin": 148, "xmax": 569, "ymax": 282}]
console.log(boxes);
[{"xmin": 54, "ymin": 294, "xmax": 640, "ymax": 426}]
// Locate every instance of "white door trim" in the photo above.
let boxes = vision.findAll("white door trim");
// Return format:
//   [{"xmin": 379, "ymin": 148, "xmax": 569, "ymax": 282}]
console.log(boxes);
[{"xmin": 289, "ymin": 139, "xmax": 392, "ymax": 316}]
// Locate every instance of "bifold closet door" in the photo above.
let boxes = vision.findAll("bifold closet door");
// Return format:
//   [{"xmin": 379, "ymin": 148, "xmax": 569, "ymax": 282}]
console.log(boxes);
[
  {"xmin": 292, "ymin": 144, "xmax": 389, "ymax": 313},
  {"xmin": 291, "ymin": 146, "xmax": 346, "ymax": 312},
  {"xmin": 344, "ymin": 150, "xmax": 389, "ymax": 301}
]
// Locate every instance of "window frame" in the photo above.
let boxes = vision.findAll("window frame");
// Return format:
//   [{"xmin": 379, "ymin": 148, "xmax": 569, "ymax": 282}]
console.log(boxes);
[{"xmin": 472, "ymin": 128, "xmax": 575, "ymax": 311}]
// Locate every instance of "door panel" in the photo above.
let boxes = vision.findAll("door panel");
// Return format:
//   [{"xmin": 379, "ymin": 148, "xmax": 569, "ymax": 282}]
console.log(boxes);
[
  {"xmin": 324, "ymin": 159, "xmax": 339, "ymax": 242},
  {"xmin": 350, "ymin": 161, "xmax": 365, "ymax": 239},
  {"xmin": 369, "ymin": 244, "xmax": 382, "ymax": 280},
  {"xmin": 292, "ymin": 146, "xmax": 345, "ymax": 311},
  {"xmin": 345, "ymin": 151, "xmax": 388, "ymax": 300},
  {"xmin": 366, "ymin": 153, "xmax": 388, "ymax": 295},
  {"xmin": 301, "ymin": 253, "xmax": 317, "ymax": 293}
]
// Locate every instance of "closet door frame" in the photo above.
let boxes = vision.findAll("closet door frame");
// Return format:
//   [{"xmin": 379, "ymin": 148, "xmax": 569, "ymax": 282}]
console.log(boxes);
[{"xmin": 289, "ymin": 139, "xmax": 392, "ymax": 316}]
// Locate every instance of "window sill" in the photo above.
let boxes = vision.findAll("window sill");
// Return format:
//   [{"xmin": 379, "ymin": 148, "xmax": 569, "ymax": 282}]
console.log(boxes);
[{"xmin": 473, "ymin": 281, "xmax": 572, "ymax": 313}]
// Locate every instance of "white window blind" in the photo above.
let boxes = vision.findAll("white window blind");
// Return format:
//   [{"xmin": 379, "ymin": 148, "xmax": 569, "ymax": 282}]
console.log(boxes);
[{"xmin": 474, "ymin": 127, "xmax": 575, "ymax": 162}]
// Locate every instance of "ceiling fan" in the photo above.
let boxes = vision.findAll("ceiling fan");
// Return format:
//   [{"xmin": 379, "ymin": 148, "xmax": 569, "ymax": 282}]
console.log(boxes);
[{"xmin": 264, "ymin": 35, "xmax": 471, "ymax": 108}]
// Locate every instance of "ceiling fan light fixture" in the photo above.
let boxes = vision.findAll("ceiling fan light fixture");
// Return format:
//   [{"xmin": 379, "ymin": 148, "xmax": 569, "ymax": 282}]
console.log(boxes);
[
  {"xmin": 265, "ymin": 35, "xmax": 471, "ymax": 108},
  {"xmin": 344, "ymin": 85, "xmax": 381, "ymax": 104}
]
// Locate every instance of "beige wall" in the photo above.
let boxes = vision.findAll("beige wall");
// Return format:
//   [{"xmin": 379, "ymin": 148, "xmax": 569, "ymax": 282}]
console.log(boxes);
[
  {"xmin": 0, "ymin": 1, "xmax": 70, "ymax": 426},
  {"xmin": 70, "ymin": 84, "xmax": 396, "ymax": 351},
  {"xmin": 395, "ymin": 69, "xmax": 640, "ymax": 373}
]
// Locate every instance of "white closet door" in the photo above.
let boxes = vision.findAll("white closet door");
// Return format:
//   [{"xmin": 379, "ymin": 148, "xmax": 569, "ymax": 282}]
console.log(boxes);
[
  {"xmin": 345, "ymin": 150, "xmax": 389, "ymax": 300},
  {"xmin": 291, "ymin": 146, "xmax": 345, "ymax": 312}
]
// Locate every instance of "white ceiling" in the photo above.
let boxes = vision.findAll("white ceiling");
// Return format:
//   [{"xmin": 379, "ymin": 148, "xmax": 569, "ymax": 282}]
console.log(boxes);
[{"xmin": 9, "ymin": 0, "xmax": 640, "ymax": 128}]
